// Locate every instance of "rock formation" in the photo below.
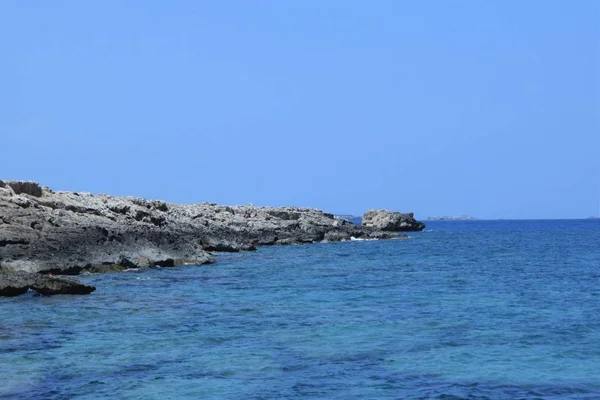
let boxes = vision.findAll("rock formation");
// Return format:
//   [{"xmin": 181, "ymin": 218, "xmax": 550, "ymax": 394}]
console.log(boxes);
[
  {"xmin": 0, "ymin": 271, "xmax": 95, "ymax": 296},
  {"xmin": 362, "ymin": 209, "xmax": 425, "ymax": 232},
  {"xmin": 1, "ymin": 180, "xmax": 398, "ymax": 276}
]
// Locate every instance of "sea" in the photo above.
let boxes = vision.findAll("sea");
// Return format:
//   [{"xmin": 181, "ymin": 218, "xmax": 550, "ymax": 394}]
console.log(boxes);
[{"xmin": 1, "ymin": 219, "xmax": 600, "ymax": 399}]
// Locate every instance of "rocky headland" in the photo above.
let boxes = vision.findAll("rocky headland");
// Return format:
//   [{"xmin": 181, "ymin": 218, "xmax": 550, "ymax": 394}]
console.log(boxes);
[{"xmin": 1, "ymin": 180, "xmax": 425, "ymax": 295}]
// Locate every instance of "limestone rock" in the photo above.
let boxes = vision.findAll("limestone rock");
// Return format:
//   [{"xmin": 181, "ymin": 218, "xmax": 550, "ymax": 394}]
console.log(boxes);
[
  {"xmin": 30, "ymin": 274, "xmax": 96, "ymax": 295},
  {"xmin": 362, "ymin": 209, "xmax": 425, "ymax": 232},
  {"xmin": 0, "ymin": 272, "xmax": 95, "ymax": 296},
  {"xmin": 3, "ymin": 181, "xmax": 43, "ymax": 197},
  {"xmin": 0, "ymin": 273, "xmax": 30, "ymax": 296},
  {"xmin": 1, "ymin": 180, "xmax": 400, "ymax": 275}
]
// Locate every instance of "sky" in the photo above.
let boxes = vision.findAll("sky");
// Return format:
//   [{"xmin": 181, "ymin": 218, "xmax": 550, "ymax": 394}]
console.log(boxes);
[{"xmin": 1, "ymin": 1, "xmax": 599, "ymax": 219}]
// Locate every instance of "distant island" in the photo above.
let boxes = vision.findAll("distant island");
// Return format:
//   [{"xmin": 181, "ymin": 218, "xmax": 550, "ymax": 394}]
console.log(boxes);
[{"xmin": 426, "ymin": 216, "xmax": 477, "ymax": 221}]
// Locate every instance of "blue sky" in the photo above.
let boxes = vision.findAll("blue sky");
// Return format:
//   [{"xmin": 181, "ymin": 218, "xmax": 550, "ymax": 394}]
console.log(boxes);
[{"xmin": 1, "ymin": 1, "xmax": 598, "ymax": 219}]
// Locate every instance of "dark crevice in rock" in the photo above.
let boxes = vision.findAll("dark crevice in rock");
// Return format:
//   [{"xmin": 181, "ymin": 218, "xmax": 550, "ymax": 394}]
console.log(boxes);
[
  {"xmin": 0, "ymin": 239, "xmax": 29, "ymax": 247},
  {"xmin": 64, "ymin": 204, "xmax": 103, "ymax": 215},
  {"xmin": 0, "ymin": 285, "xmax": 30, "ymax": 297},
  {"xmin": 153, "ymin": 259, "xmax": 176, "ymax": 267},
  {"xmin": 134, "ymin": 210, "xmax": 150, "ymax": 221},
  {"xmin": 108, "ymin": 204, "xmax": 130, "ymax": 214},
  {"xmin": 149, "ymin": 216, "xmax": 166, "ymax": 227},
  {"xmin": 38, "ymin": 266, "xmax": 84, "ymax": 276}
]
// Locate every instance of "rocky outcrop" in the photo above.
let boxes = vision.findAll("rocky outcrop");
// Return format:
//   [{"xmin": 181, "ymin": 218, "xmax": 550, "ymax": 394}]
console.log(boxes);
[
  {"xmin": 0, "ymin": 271, "xmax": 29, "ymax": 296},
  {"xmin": 0, "ymin": 181, "xmax": 216, "ymax": 275},
  {"xmin": 0, "ymin": 180, "xmax": 43, "ymax": 197},
  {"xmin": 1, "ymin": 181, "xmax": 398, "ymax": 275},
  {"xmin": 0, "ymin": 272, "xmax": 95, "ymax": 296},
  {"xmin": 30, "ymin": 274, "xmax": 96, "ymax": 295},
  {"xmin": 362, "ymin": 209, "xmax": 425, "ymax": 232}
]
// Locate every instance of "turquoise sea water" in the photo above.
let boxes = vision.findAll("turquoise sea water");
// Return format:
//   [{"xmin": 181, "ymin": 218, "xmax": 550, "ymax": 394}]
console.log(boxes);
[{"xmin": 1, "ymin": 220, "xmax": 600, "ymax": 399}]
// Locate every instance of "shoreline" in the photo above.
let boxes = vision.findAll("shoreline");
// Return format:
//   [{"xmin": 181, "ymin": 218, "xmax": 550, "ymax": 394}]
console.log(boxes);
[{"xmin": 0, "ymin": 180, "xmax": 424, "ymax": 295}]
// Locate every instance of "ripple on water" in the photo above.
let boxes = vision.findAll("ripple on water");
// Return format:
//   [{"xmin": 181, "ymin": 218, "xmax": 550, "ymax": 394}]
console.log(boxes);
[{"xmin": 1, "ymin": 220, "xmax": 600, "ymax": 399}]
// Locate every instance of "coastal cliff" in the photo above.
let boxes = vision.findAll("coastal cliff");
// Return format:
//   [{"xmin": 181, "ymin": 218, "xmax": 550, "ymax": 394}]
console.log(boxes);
[{"xmin": 0, "ymin": 180, "xmax": 401, "ymax": 276}]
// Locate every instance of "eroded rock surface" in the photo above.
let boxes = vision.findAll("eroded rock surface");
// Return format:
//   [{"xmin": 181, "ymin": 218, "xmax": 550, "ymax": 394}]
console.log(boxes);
[
  {"xmin": 362, "ymin": 209, "xmax": 425, "ymax": 232},
  {"xmin": 0, "ymin": 272, "xmax": 95, "ymax": 296},
  {"xmin": 1, "ymin": 180, "xmax": 398, "ymax": 275}
]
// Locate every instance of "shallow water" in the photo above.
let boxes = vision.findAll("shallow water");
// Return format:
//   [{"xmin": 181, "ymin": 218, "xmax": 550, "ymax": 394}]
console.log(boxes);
[{"xmin": 2, "ymin": 220, "xmax": 600, "ymax": 399}]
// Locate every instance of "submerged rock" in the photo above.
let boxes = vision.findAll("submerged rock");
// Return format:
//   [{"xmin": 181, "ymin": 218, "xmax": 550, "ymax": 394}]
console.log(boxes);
[
  {"xmin": 362, "ymin": 209, "xmax": 425, "ymax": 232},
  {"xmin": 30, "ymin": 274, "xmax": 96, "ymax": 296},
  {"xmin": 0, "ymin": 272, "xmax": 95, "ymax": 296}
]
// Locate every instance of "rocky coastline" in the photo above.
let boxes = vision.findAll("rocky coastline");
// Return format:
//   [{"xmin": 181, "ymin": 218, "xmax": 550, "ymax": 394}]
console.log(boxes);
[{"xmin": 0, "ymin": 180, "xmax": 425, "ymax": 296}]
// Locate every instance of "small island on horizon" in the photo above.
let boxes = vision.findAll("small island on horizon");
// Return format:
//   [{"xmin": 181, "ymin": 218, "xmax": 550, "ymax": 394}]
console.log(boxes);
[{"xmin": 426, "ymin": 216, "xmax": 478, "ymax": 221}]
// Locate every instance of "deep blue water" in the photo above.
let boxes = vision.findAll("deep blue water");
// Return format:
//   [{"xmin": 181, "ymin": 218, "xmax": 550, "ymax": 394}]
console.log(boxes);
[{"xmin": 2, "ymin": 220, "xmax": 600, "ymax": 399}]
